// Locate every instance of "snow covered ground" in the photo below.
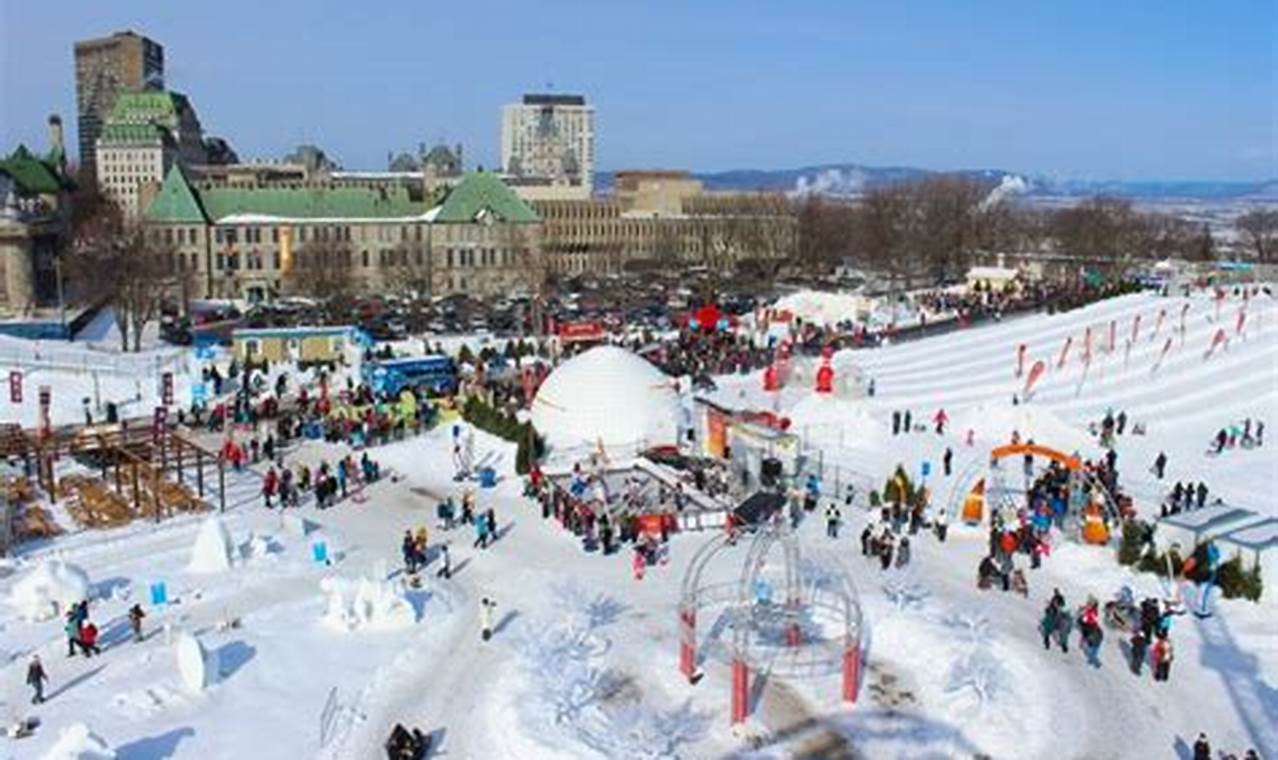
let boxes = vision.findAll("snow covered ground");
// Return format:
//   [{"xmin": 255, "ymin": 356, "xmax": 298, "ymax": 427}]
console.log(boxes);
[{"xmin": 0, "ymin": 288, "xmax": 1274, "ymax": 759}]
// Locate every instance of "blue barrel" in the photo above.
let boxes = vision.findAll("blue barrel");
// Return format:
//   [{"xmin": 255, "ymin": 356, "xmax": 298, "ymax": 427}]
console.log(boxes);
[{"xmin": 479, "ymin": 467, "xmax": 497, "ymax": 488}]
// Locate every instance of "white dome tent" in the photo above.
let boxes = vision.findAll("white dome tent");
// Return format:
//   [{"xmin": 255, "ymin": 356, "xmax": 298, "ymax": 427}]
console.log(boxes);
[{"xmin": 532, "ymin": 346, "xmax": 681, "ymax": 456}]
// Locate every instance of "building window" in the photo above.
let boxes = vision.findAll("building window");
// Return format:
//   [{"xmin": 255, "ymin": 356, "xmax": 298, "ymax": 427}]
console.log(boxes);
[
  {"xmin": 362, "ymin": 250, "xmax": 369, "ymax": 268},
  {"xmin": 272, "ymin": 251, "xmax": 281, "ymax": 270},
  {"xmin": 216, "ymin": 253, "xmax": 226, "ymax": 270}
]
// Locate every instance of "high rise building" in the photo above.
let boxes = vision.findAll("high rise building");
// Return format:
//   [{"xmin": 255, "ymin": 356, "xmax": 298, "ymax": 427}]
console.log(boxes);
[
  {"xmin": 95, "ymin": 91, "xmax": 206, "ymax": 217},
  {"xmin": 73, "ymin": 30, "xmax": 165, "ymax": 176},
  {"xmin": 501, "ymin": 94, "xmax": 595, "ymax": 194}
]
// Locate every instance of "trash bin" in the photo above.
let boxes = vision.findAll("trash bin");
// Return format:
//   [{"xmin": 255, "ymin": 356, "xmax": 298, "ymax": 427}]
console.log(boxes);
[
  {"xmin": 479, "ymin": 467, "xmax": 496, "ymax": 488},
  {"xmin": 105, "ymin": 402, "xmax": 119, "ymax": 423}
]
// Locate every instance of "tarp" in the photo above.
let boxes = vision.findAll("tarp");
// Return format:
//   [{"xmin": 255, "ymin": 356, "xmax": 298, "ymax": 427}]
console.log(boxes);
[{"xmin": 733, "ymin": 492, "xmax": 786, "ymax": 526}]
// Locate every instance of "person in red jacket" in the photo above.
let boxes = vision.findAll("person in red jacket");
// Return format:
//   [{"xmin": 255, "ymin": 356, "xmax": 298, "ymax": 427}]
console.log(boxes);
[
  {"xmin": 934, "ymin": 408, "xmax": 949, "ymax": 435},
  {"xmin": 1152, "ymin": 634, "xmax": 1174, "ymax": 682},
  {"xmin": 262, "ymin": 466, "xmax": 279, "ymax": 508},
  {"xmin": 79, "ymin": 621, "xmax": 101, "ymax": 657}
]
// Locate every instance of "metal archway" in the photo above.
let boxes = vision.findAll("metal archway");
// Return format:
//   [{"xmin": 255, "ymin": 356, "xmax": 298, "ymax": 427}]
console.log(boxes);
[{"xmin": 678, "ymin": 514, "xmax": 864, "ymax": 725}]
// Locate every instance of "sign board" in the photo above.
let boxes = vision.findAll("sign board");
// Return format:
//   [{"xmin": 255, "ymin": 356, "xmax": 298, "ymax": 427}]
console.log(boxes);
[
  {"xmin": 558, "ymin": 320, "xmax": 605, "ymax": 343},
  {"xmin": 8, "ymin": 371, "xmax": 21, "ymax": 404},
  {"xmin": 162, "ymin": 372, "xmax": 174, "ymax": 406},
  {"xmin": 149, "ymin": 581, "xmax": 168, "ymax": 606}
]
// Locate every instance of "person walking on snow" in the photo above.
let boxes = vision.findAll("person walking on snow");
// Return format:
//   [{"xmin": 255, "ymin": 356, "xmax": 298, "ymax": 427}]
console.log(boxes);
[
  {"xmin": 79, "ymin": 621, "xmax": 101, "ymax": 657},
  {"xmin": 1078, "ymin": 599, "xmax": 1102, "ymax": 668},
  {"xmin": 480, "ymin": 597, "xmax": 497, "ymax": 641},
  {"xmin": 903, "ymin": 410, "xmax": 912, "ymax": 434},
  {"xmin": 402, "ymin": 530, "xmax": 418, "ymax": 574},
  {"xmin": 128, "ymin": 604, "xmax": 146, "ymax": 643},
  {"xmin": 263, "ymin": 466, "xmax": 279, "ymax": 509},
  {"xmin": 26, "ymin": 655, "xmax": 47, "ymax": 704},
  {"xmin": 64, "ymin": 612, "xmax": 81, "ymax": 657},
  {"xmin": 1152, "ymin": 452, "xmax": 1167, "ymax": 480},
  {"xmin": 1039, "ymin": 599, "xmax": 1059, "ymax": 650},
  {"xmin": 1129, "ymin": 628, "xmax": 1149, "ymax": 676},
  {"xmin": 436, "ymin": 543, "xmax": 451, "ymax": 579},
  {"xmin": 633, "ymin": 548, "xmax": 646, "ymax": 580},
  {"xmin": 934, "ymin": 508, "xmax": 949, "ymax": 542},
  {"xmin": 892, "ymin": 411, "xmax": 901, "ymax": 436},
  {"xmin": 943, "ymin": 447, "xmax": 953, "ymax": 477},
  {"xmin": 896, "ymin": 536, "xmax": 911, "ymax": 568},
  {"xmin": 1192, "ymin": 733, "xmax": 1210, "ymax": 760},
  {"xmin": 1152, "ymin": 634, "xmax": 1174, "ymax": 682},
  {"xmin": 825, "ymin": 503, "xmax": 841, "ymax": 539},
  {"xmin": 933, "ymin": 408, "xmax": 948, "ymax": 435}
]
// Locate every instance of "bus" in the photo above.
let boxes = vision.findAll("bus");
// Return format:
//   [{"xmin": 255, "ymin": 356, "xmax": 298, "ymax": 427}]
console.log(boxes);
[{"xmin": 362, "ymin": 355, "xmax": 458, "ymax": 396}]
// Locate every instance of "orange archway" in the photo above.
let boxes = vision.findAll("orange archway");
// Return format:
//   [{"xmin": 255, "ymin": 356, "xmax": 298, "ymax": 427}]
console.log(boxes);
[{"xmin": 989, "ymin": 443, "xmax": 1081, "ymax": 471}]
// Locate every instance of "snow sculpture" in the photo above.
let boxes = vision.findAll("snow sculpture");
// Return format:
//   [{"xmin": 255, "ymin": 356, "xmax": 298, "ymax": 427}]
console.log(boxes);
[
  {"xmin": 188, "ymin": 516, "xmax": 235, "ymax": 573},
  {"xmin": 39, "ymin": 722, "xmax": 116, "ymax": 760},
  {"xmin": 10, "ymin": 560, "xmax": 91, "ymax": 621},
  {"xmin": 175, "ymin": 631, "xmax": 218, "ymax": 693},
  {"xmin": 319, "ymin": 576, "xmax": 416, "ymax": 632}
]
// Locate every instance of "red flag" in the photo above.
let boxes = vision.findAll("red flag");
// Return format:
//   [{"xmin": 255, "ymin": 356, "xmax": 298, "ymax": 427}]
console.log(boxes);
[
  {"xmin": 1152, "ymin": 309, "xmax": 1166, "ymax": 342},
  {"xmin": 1023, "ymin": 359, "xmax": 1047, "ymax": 397},
  {"xmin": 1204, "ymin": 327, "xmax": 1228, "ymax": 359},
  {"xmin": 1131, "ymin": 314, "xmax": 1141, "ymax": 344},
  {"xmin": 1056, "ymin": 336, "xmax": 1073, "ymax": 369},
  {"xmin": 1108, "ymin": 320, "xmax": 1117, "ymax": 353},
  {"xmin": 1236, "ymin": 308, "xmax": 1247, "ymax": 336},
  {"xmin": 1016, "ymin": 343, "xmax": 1027, "ymax": 378},
  {"xmin": 1082, "ymin": 327, "xmax": 1092, "ymax": 365}
]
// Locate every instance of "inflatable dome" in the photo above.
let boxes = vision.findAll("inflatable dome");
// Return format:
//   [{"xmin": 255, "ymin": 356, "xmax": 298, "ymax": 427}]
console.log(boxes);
[{"xmin": 532, "ymin": 346, "xmax": 681, "ymax": 453}]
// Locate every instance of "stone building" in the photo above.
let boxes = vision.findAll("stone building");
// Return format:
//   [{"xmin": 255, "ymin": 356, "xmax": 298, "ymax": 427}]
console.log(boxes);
[
  {"xmin": 95, "ymin": 90, "xmax": 206, "ymax": 217},
  {"xmin": 0, "ymin": 122, "xmax": 74, "ymax": 318},
  {"xmin": 73, "ymin": 30, "xmax": 165, "ymax": 176},
  {"xmin": 142, "ymin": 167, "xmax": 541, "ymax": 302}
]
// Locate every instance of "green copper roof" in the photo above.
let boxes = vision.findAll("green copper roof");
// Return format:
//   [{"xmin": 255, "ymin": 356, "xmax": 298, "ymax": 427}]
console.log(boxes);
[
  {"xmin": 0, "ymin": 145, "xmax": 70, "ymax": 195},
  {"xmin": 98, "ymin": 122, "xmax": 170, "ymax": 145},
  {"xmin": 200, "ymin": 185, "xmax": 427, "ymax": 221},
  {"xmin": 145, "ymin": 165, "xmax": 208, "ymax": 223},
  {"xmin": 108, "ymin": 90, "xmax": 190, "ymax": 126},
  {"xmin": 431, "ymin": 172, "xmax": 539, "ymax": 223}
]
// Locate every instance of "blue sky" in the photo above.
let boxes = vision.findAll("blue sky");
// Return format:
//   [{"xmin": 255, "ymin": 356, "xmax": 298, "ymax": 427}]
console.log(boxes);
[{"xmin": 1, "ymin": 1, "xmax": 1274, "ymax": 179}]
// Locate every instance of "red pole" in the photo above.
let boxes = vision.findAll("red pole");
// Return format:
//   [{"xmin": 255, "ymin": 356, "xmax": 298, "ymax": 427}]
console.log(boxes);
[
  {"xmin": 679, "ymin": 607, "xmax": 696, "ymax": 680},
  {"xmin": 731, "ymin": 658, "xmax": 749, "ymax": 724},
  {"xmin": 842, "ymin": 644, "xmax": 861, "ymax": 704}
]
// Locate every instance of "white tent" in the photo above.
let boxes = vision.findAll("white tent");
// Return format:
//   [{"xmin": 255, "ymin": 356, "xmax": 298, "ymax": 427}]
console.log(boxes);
[{"xmin": 532, "ymin": 346, "xmax": 681, "ymax": 455}]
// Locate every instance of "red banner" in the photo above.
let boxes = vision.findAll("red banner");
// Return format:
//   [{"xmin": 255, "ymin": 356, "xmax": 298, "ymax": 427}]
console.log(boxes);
[
  {"xmin": 8, "ymin": 371, "xmax": 21, "ymax": 404},
  {"xmin": 162, "ymin": 372, "xmax": 174, "ymax": 406},
  {"xmin": 1016, "ymin": 343, "xmax": 1027, "ymax": 378},
  {"xmin": 1108, "ymin": 320, "xmax": 1116, "ymax": 353},
  {"xmin": 1152, "ymin": 308, "xmax": 1166, "ymax": 342},
  {"xmin": 1082, "ymin": 326, "xmax": 1092, "ymax": 365},
  {"xmin": 1056, "ymin": 336, "xmax": 1073, "ymax": 369},
  {"xmin": 1236, "ymin": 308, "xmax": 1247, "ymax": 336},
  {"xmin": 1131, "ymin": 314, "xmax": 1141, "ymax": 344},
  {"xmin": 1023, "ymin": 359, "xmax": 1047, "ymax": 397},
  {"xmin": 558, "ymin": 320, "xmax": 605, "ymax": 343}
]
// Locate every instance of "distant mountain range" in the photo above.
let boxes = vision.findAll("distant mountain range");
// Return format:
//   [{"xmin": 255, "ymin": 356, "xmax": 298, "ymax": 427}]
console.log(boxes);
[{"xmin": 596, "ymin": 164, "xmax": 1278, "ymax": 202}]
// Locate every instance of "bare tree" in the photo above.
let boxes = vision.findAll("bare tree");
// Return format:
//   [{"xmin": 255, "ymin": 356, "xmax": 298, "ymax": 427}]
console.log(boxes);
[
  {"xmin": 1235, "ymin": 208, "xmax": 1278, "ymax": 262},
  {"xmin": 68, "ymin": 188, "xmax": 178, "ymax": 351},
  {"xmin": 286, "ymin": 239, "xmax": 355, "ymax": 319}
]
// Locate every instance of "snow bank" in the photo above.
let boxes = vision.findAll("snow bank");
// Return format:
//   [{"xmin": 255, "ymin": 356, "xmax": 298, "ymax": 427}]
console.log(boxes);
[
  {"xmin": 788, "ymin": 394, "xmax": 883, "ymax": 442},
  {"xmin": 10, "ymin": 560, "xmax": 91, "ymax": 621},
  {"xmin": 953, "ymin": 402, "xmax": 1098, "ymax": 456},
  {"xmin": 319, "ymin": 576, "xmax": 416, "ymax": 632},
  {"xmin": 38, "ymin": 723, "xmax": 115, "ymax": 760},
  {"xmin": 773, "ymin": 291, "xmax": 869, "ymax": 327},
  {"xmin": 188, "ymin": 516, "xmax": 236, "ymax": 573}
]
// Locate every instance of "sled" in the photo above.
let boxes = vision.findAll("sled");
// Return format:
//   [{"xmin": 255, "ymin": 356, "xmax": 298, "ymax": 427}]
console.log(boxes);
[{"xmin": 5, "ymin": 717, "xmax": 39, "ymax": 739}]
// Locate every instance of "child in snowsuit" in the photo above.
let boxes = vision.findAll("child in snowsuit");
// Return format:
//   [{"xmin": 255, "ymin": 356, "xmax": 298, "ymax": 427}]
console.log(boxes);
[{"xmin": 1152, "ymin": 635, "xmax": 1173, "ymax": 682}]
